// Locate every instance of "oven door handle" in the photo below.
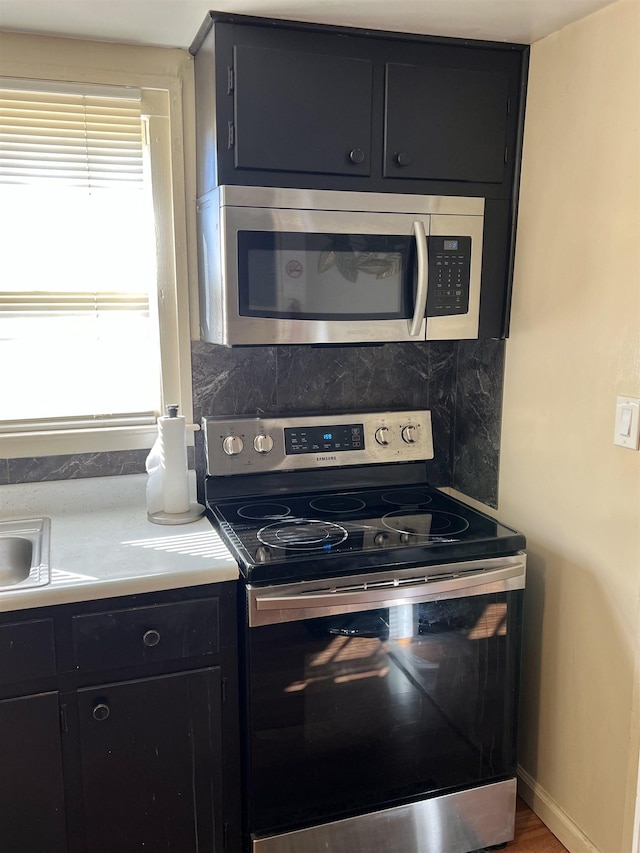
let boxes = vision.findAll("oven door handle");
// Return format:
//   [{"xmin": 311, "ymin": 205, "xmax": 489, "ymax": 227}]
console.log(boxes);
[
  {"xmin": 409, "ymin": 220, "xmax": 429, "ymax": 336},
  {"xmin": 251, "ymin": 562, "xmax": 525, "ymax": 626}
]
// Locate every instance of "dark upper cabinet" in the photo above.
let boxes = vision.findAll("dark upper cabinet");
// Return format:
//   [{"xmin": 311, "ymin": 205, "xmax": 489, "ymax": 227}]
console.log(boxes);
[
  {"xmin": 233, "ymin": 44, "xmax": 373, "ymax": 176},
  {"xmin": 192, "ymin": 13, "xmax": 528, "ymax": 200},
  {"xmin": 384, "ymin": 63, "xmax": 510, "ymax": 183}
]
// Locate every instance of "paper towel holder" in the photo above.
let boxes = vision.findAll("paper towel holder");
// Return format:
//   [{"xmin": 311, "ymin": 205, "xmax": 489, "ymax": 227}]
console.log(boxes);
[
  {"xmin": 146, "ymin": 404, "xmax": 206, "ymax": 525},
  {"xmin": 148, "ymin": 504, "xmax": 206, "ymax": 525}
]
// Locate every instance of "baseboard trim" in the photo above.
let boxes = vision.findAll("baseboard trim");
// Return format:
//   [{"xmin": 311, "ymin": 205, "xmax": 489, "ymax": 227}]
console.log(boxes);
[{"xmin": 517, "ymin": 766, "xmax": 601, "ymax": 853}]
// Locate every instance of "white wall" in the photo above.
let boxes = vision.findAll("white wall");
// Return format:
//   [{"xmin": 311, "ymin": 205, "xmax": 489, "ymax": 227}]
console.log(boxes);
[{"xmin": 498, "ymin": 1, "xmax": 640, "ymax": 851}]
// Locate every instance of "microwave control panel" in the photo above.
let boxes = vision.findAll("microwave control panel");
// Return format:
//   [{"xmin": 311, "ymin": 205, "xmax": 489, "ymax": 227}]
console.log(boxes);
[{"xmin": 426, "ymin": 236, "xmax": 472, "ymax": 317}]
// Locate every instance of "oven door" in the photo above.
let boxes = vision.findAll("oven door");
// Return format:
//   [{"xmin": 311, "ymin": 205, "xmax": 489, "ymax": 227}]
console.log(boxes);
[{"xmin": 243, "ymin": 556, "xmax": 525, "ymax": 852}]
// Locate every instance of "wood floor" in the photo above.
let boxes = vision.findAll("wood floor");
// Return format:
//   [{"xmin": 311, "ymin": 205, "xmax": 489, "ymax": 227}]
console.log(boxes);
[{"xmin": 508, "ymin": 797, "xmax": 568, "ymax": 852}]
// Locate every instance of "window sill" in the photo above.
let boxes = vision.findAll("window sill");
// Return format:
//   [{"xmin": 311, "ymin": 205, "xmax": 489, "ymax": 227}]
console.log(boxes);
[{"xmin": 0, "ymin": 424, "xmax": 196, "ymax": 459}]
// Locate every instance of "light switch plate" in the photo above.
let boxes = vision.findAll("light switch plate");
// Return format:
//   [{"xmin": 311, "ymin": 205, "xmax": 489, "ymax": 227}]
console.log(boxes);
[{"xmin": 614, "ymin": 396, "xmax": 640, "ymax": 449}]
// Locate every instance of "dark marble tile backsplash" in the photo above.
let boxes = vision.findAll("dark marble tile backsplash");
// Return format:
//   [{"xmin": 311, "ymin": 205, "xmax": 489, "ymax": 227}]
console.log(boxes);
[
  {"xmin": 452, "ymin": 339, "xmax": 505, "ymax": 508},
  {"xmin": 3, "ymin": 338, "xmax": 505, "ymax": 507},
  {"xmin": 191, "ymin": 343, "xmax": 278, "ymax": 421},
  {"xmin": 192, "ymin": 340, "xmax": 447, "ymax": 418},
  {"xmin": 5, "ymin": 449, "xmax": 150, "ymax": 485}
]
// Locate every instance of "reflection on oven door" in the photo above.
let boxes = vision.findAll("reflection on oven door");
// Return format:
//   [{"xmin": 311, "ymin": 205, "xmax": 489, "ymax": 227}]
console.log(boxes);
[{"xmin": 246, "ymin": 591, "xmax": 520, "ymax": 840}]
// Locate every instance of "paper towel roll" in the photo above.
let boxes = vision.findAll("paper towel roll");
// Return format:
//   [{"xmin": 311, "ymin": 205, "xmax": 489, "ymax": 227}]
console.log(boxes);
[
  {"xmin": 159, "ymin": 413, "xmax": 190, "ymax": 514},
  {"xmin": 145, "ymin": 406, "xmax": 190, "ymax": 516}
]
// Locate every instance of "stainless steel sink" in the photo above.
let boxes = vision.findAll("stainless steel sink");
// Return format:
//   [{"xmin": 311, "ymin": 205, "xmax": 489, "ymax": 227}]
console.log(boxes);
[{"xmin": 0, "ymin": 518, "xmax": 51, "ymax": 591}]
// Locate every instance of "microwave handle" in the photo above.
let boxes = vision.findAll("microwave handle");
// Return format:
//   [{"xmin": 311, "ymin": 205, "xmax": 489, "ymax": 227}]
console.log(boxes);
[{"xmin": 409, "ymin": 220, "xmax": 429, "ymax": 336}]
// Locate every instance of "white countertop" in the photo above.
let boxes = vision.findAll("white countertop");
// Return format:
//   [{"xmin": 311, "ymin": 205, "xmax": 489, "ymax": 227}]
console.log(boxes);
[{"xmin": 0, "ymin": 473, "xmax": 239, "ymax": 613}]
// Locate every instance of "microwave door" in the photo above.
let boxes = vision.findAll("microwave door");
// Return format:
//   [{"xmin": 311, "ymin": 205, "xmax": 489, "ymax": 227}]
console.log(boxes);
[{"xmin": 220, "ymin": 206, "xmax": 428, "ymax": 346}]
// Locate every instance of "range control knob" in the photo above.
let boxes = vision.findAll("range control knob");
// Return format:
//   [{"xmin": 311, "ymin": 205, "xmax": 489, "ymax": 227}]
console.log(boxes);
[
  {"xmin": 222, "ymin": 435, "xmax": 244, "ymax": 456},
  {"xmin": 375, "ymin": 426, "xmax": 392, "ymax": 446},
  {"xmin": 253, "ymin": 433, "xmax": 274, "ymax": 454},
  {"xmin": 402, "ymin": 425, "xmax": 418, "ymax": 444},
  {"xmin": 255, "ymin": 546, "xmax": 271, "ymax": 563},
  {"xmin": 374, "ymin": 532, "xmax": 390, "ymax": 546}
]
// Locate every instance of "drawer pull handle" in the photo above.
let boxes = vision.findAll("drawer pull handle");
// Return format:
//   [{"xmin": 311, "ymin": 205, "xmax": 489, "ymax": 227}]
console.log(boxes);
[
  {"xmin": 143, "ymin": 629, "xmax": 161, "ymax": 647},
  {"xmin": 93, "ymin": 702, "xmax": 110, "ymax": 722}
]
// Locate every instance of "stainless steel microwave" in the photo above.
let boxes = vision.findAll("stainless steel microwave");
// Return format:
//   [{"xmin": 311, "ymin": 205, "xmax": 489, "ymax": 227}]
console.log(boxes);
[{"xmin": 196, "ymin": 186, "xmax": 484, "ymax": 346}]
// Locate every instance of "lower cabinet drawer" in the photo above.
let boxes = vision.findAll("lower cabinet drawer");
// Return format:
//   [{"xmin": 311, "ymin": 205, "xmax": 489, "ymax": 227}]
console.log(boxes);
[
  {"xmin": 72, "ymin": 598, "xmax": 219, "ymax": 673},
  {"xmin": 0, "ymin": 618, "xmax": 56, "ymax": 686}
]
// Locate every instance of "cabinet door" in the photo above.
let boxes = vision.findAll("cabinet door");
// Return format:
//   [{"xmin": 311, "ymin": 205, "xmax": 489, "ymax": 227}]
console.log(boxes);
[
  {"xmin": 384, "ymin": 62, "xmax": 510, "ymax": 183},
  {"xmin": 0, "ymin": 617, "xmax": 56, "ymax": 686},
  {"xmin": 0, "ymin": 692, "xmax": 67, "ymax": 853},
  {"xmin": 233, "ymin": 44, "xmax": 373, "ymax": 176},
  {"xmin": 77, "ymin": 668, "xmax": 223, "ymax": 853}
]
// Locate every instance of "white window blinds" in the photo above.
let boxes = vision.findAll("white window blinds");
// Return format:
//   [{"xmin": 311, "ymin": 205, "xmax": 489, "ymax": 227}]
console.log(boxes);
[{"xmin": 0, "ymin": 80, "xmax": 161, "ymax": 431}]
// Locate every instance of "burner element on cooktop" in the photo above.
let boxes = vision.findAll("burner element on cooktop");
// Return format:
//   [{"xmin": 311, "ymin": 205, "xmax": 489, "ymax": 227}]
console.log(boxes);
[
  {"xmin": 237, "ymin": 502, "xmax": 291, "ymax": 520},
  {"xmin": 381, "ymin": 489, "xmax": 434, "ymax": 506},
  {"xmin": 309, "ymin": 495, "xmax": 367, "ymax": 514},
  {"xmin": 257, "ymin": 518, "xmax": 349, "ymax": 551},
  {"xmin": 382, "ymin": 510, "xmax": 470, "ymax": 538}
]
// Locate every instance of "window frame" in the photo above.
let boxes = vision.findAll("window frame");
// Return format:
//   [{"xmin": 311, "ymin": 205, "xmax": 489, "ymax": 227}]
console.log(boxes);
[{"xmin": 0, "ymin": 36, "xmax": 196, "ymax": 458}]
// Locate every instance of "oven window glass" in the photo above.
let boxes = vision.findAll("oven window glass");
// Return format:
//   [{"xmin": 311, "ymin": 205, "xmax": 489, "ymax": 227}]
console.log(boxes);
[
  {"xmin": 237, "ymin": 232, "xmax": 415, "ymax": 320},
  {"xmin": 245, "ymin": 590, "xmax": 522, "ymax": 836}
]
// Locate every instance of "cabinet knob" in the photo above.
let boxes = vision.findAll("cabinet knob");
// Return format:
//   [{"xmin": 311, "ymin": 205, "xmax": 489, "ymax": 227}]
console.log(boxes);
[
  {"xmin": 348, "ymin": 148, "xmax": 365, "ymax": 164},
  {"xmin": 93, "ymin": 702, "xmax": 110, "ymax": 722},
  {"xmin": 393, "ymin": 151, "xmax": 412, "ymax": 167},
  {"xmin": 143, "ymin": 629, "xmax": 161, "ymax": 647}
]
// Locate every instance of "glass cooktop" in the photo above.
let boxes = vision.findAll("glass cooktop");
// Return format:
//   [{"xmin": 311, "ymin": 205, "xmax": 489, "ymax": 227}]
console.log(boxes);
[{"xmin": 207, "ymin": 484, "xmax": 525, "ymax": 584}]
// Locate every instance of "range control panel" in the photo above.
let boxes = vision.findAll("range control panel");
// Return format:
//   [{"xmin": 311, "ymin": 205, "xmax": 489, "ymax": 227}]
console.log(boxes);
[
  {"xmin": 204, "ymin": 411, "xmax": 434, "ymax": 476},
  {"xmin": 426, "ymin": 236, "xmax": 472, "ymax": 317}
]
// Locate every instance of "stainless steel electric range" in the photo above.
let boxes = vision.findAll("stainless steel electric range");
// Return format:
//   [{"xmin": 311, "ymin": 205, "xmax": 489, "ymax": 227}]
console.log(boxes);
[{"xmin": 203, "ymin": 410, "xmax": 526, "ymax": 853}]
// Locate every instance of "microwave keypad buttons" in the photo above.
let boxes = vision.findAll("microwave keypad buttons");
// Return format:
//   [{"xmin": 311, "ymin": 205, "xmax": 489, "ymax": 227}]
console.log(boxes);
[
  {"xmin": 433, "ymin": 254, "xmax": 467, "ymax": 310},
  {"xmin": 426, "ymin": 236, "xmax": 472, "ymax": 317}
]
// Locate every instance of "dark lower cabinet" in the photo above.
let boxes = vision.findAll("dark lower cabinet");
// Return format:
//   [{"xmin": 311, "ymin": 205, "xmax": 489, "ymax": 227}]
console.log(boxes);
[
  {"xmin": 0, "ymin": 692, "xmax": 68, "ymax": 853},
  {"xmin": 77, "ymin": 668, "xmax": 223, "ymax": 853},
  {"xmin": 0, "ymin": 582, "xmax": 240, "ymax": 853}
]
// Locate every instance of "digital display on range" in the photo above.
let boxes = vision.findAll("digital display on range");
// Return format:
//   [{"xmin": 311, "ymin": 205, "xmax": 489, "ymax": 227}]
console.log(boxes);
[{"xmin": 284, "ymin": 423, "xmax": 364, "ymax": 454}]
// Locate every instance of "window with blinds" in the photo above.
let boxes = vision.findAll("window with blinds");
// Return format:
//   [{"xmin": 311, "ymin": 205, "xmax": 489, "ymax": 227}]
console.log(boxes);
[{"xmin": 0, "ymin": 81, "xmax": 161, "ymax": 435}]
